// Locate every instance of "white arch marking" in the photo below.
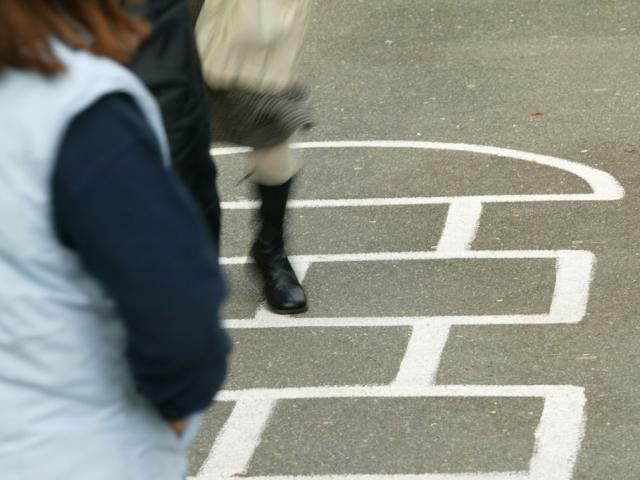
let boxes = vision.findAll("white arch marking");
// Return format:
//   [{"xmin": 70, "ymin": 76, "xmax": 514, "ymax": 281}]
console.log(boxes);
[{"xmin": 211, "ymin": 141, "xmax": 624, "ymax": 209}]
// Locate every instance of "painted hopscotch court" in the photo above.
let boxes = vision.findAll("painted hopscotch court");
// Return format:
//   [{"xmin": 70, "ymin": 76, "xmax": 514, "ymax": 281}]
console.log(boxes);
[{"xmin": 189, "ymin": 141, "xmax": 625, "ymax": 480}]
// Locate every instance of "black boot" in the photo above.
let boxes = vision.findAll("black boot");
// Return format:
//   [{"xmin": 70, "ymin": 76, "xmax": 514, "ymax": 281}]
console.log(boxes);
[{"xmin": 251, "ymin": 179, "xmax": 308, "ymax": 314}]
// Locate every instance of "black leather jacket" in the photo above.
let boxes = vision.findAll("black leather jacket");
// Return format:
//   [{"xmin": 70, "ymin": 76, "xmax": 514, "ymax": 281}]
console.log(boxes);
[
  {"xmin": 127, "ymin": 0, "xmax": 221, "ymax": 243},
  {"xmin": 128, "ymin": 0, "xmax": 208, "ymax": 165}
]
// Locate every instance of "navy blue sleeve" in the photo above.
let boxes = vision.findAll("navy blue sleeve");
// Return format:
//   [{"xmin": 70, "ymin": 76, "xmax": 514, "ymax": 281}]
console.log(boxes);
[{"xmin": 53, "ymin": 93, "xmax": 230, "ymax": 420}]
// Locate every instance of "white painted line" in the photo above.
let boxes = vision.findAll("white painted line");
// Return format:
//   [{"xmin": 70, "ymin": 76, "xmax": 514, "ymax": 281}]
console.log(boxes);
[
  {"xmin": 213, "ymin": 141, "xmax": 625, "ymax": 210},
  {"xmin": 291, "ymin": 259, "xmax": 313, "ymax": 282},
  {"xmin": 215, "ymin": 384, "xmax": 581, "ymax": 401},
  {"xmin": 548, "ymin": 252, "xmax": 595, "ymax": 324},
  {"xmin": 221, "ymin": 194, "xmax": 619, "ymax": 211},
  {"xmin": 220, "ymin": 250, "xmax": 580, "ymax": 265},
  {"xmin": 437, "ymin": 200, "xmax": 483, "ymax": 252},
  {"xmin": 197, "ymin": 399, "xmax": 276, "ymax": 480},
  {"xmin": 211, "ymin": 146, "xmax": 253, "ymax": 156},
  {"xmin": 529, "ymin": 388, "xmax": 586, "ymax": 480},
  {"xmin": 392, "ymin": 323, "xmax": 451, "ymax": 387},
  {"xmin": 224, "ymin": 315, "xmax": 553, "ymax": 330},
  {"xmin": 230, "ymin": 474, "xmax": 529, "ymax": 480}
]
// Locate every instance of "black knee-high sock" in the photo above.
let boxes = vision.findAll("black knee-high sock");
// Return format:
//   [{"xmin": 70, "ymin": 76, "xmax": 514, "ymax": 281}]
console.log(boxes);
[{"xmin": 256, "ymin": 179, "xmax": 293, "ymax": 250}]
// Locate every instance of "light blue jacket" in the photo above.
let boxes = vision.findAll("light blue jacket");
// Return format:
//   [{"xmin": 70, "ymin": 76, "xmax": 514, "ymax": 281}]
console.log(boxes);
[{"xmin": 0, "ymin": 43, "xmax": 199, "ymax": 480}]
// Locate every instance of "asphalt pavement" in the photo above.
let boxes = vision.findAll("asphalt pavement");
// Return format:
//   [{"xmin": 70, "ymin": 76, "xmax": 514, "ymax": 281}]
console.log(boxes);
[{"xmin": 187, "ymin": 2, "xmax": 640, "ymax": 479}]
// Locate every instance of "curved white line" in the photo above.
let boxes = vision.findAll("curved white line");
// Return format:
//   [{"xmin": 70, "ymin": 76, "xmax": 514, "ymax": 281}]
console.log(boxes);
[{"xmin": 211, "ymin": 141, "xmax": 625, "ymax": 208}]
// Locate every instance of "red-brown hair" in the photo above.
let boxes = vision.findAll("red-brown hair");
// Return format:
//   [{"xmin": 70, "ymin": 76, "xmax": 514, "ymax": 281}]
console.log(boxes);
[{"xmin": 0, "ymin": 0, "xmax": 151, "ymax": 75}]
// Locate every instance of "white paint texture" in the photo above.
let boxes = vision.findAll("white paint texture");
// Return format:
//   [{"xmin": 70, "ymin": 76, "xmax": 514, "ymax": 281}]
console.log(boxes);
[
  {"xmin": 194, "ymin": 142, "xmax": 622, "ymax": 480},
  {"xmin": 222, "ymin": 474, "xmax": 529, "ymax": 480},
  {"xmin": 437, "ymin": 201, "xmax": 483, "ymax": 252},
  {"xmin": 529, "ymin": 389, "xmax": 587, "ymax": 480},
  {"xmin": 392, "ymin": 323, "xmax": 451, "ymax": 387},
  {"xmin": 197, "ymin": 399, "xmax": 276, "ymax": 480}
]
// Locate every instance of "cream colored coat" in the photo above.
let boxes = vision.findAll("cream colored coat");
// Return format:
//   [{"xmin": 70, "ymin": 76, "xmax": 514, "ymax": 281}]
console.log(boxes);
[{"xmin": 195, "ymin": 0, "xmax": 311, "ymax": 92}]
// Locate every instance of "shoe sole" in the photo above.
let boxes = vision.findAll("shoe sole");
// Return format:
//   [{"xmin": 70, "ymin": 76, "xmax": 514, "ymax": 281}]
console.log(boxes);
[{"xmin": 266, "ymin": 303, "xmax": 309, "ymax": 315}]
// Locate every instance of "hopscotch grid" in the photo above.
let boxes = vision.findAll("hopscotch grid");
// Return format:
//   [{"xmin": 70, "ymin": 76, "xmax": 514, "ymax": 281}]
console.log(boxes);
[
  {"xmin": 200, "ymin": 385, "xmax": 585, "ymax": 480},
  {"xmin": 197, "ymin": 142, "xmax": 618, "ymax": 480},
  {"xmin": 221, "ymin": 250, "xmax": 593, "ymax": 329},
  {"xmin": 212, "ymin": 245, "xmax": 590, "ymax": 480}
]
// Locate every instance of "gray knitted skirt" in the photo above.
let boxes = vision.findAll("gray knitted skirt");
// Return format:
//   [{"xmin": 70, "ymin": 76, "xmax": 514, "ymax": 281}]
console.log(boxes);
[{"xmin": 208, "ymin": 85, "xmax": 313, "ymax": 150}]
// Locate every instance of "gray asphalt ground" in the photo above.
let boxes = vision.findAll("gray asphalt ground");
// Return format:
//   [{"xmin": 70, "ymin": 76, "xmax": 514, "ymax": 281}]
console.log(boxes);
[{"xmin": 187, "ymin": 2, "xmax": 640, "ymax": 479}]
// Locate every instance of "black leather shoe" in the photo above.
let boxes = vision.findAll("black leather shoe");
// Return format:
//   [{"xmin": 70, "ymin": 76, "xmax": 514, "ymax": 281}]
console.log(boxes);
[{"xmin": 251, "ymin": 242, "xmax": 308, "ymax": 314}]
